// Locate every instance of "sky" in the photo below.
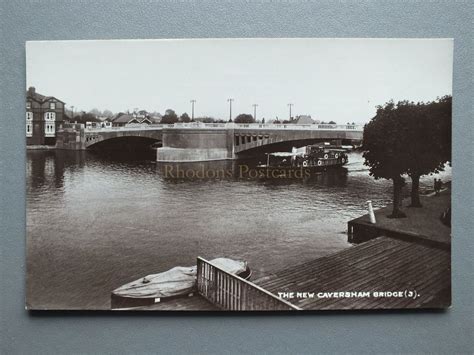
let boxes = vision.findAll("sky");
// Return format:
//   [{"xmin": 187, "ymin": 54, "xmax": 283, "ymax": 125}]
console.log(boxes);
[{"xmin": 26, "ymin": 38, "xmax": 453, "ymax": 124}]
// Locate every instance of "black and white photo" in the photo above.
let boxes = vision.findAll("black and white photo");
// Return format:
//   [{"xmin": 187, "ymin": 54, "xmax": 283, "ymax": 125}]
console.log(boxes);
[{"xmin": 25, "ymin": 38, "xmax": 453, "ymax": 311}]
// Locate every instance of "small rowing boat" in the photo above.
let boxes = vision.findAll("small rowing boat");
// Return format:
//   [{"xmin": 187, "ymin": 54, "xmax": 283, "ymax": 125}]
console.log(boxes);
[{"xmin": 111, "ymin": 257, "xmax": 251, "ymax": 309}]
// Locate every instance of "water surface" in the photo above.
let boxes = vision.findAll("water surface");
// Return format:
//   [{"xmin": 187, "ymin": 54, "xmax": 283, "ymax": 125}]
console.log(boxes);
[{"xmin": 26, "ymin": 150, "xmax": 451, "ymax": 309}]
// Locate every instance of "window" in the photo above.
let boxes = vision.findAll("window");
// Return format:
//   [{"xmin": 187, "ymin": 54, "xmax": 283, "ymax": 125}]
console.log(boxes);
[
  {"xmin": 26, "ymin": 123, "xmax": 32, "ymax": 137},
  {"xmin": 50, "ymin": 102, "xmax": 56, "ymax": 109},
  {"xmin": 45, "ymin": 121, "xmax": 56, "ymax": 137},
  {"xmin": 26, "ymin": 112, "xmax": 33, "ymax": 120},
  {"xmin": 26, "ymin": 101, "xmax": 31, "ymax": 109},
  {"xmin": 44, "ymin": 112, "xmax": 56, "ymax": 121}
]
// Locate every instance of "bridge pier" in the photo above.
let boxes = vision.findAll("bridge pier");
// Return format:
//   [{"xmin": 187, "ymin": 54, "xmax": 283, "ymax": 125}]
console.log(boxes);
[{"xmin": 157, "ymin": 127, "xmax": 235, "ymax": 162}]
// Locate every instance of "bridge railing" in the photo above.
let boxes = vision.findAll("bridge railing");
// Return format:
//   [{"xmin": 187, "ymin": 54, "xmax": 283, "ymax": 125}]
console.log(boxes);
[
  {"xmin": 196, "ymin": 257, "xmax": 301, "ymax": 311},
  {"xmin": 83, "ymin": 122, "xmax": 363, "ymax": 132},
  {"xmin": 233, "ymin": 123, "xmax": 362, "ymax": 130}
]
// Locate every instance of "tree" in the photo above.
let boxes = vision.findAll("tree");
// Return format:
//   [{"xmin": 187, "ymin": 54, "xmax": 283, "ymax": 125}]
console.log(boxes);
[
  {"xmin": 363, "ymin": 101, "xmax": 408, "ymax": 218},
  {"xmin": 328, "ymin": 120, "xmax": 337, "ymax": 124},
  {"xmin": 102, "ymin": 109, "xmax": 114, "ymax": 118},
  {"xmin": 399, "ymin": 97, "xmax": 452, "ymax": 207},
  {"xmin": 262, "ymin": 118, "xmax": 265, "ymax": 124},
  {"xmin": 363, "ymin": 97, "xmax": 452, "ymax": 214},
  {"xmin": 161, "ymin": 109, "xmax": 179, "ymax": 124},
  {"xmin": 89, "ymin": 108, "xmax": 102, "ymax": 117},
  {"xmin": 234, "ymin": 113, "xmax": 255, "ymax": 124},
  {"xmin": 180, "ymin": 112, "xmax": 191, "ymax": 123}
]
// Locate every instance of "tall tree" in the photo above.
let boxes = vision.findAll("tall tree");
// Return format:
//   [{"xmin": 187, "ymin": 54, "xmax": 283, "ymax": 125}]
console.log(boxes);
[{"xmin": 363, "ymin": 102, "xmax": 408, "ymax": 218}]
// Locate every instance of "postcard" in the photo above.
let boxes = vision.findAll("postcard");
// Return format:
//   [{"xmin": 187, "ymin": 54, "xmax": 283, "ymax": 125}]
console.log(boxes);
[{"xmin": 26, "ymin": 38, "xmax": 452, "ymax": 311}]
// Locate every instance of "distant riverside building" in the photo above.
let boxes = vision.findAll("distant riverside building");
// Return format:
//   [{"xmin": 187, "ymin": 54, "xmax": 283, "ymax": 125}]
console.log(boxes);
[
  {"xmin": 111, "ymin": 110, "xmax": 161, "ymax": 127},
  {"xmin": 26, "ymin": 87, "xmax": 65, "ymax": 145}
]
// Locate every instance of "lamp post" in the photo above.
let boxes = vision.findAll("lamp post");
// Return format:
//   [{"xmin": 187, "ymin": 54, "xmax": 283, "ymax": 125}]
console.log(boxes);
[
  {"xmin": 71, "ymin": 106, "xmax": 74, "ymax": 122},
  {"xmin": 252, "ymin": 104, "xmax": 258, "ymax": 122},
  {"xmin": 227, "ymin": 98, "xmax": 234, "ymax": 122},
  {"xmin": 288, "ymin": 103, "xmax": 294, "ymax": 120},
  {"xmin": 190, "ymin": 99, "xmax": 196, "ymax": 121}
]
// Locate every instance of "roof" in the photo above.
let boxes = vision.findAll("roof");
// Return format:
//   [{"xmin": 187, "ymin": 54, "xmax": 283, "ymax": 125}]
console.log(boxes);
[
  {"xmin": 26, "ymin": 88, "xmax": 65, "ymax": 104},
  {"xmin": 112, "ymin": 113, "xmax": 154, "ymax": 124},
  {"xmin": 294, "ymin": 116, "xmax": 315, "ymax": 124},
  {"xmin": 112, "ymin": 113, "xmax": 134, "ymax": 123}
]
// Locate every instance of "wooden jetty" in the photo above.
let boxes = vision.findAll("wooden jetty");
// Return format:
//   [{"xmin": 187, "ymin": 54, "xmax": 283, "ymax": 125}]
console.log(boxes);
[
  {"xmin": 348, "ymin": 189, "xmax": 451, "ymax": 249},
  {"xmin": 253, "ymin": 237, "xmax": 450, "ymax": 310}
]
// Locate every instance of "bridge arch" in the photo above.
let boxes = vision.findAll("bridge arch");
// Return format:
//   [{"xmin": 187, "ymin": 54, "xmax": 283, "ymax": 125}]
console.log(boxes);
[
  {"xmin": 83, "ymin": 128, "xmax": 163, "ymax": 151},
  {"xmin": 233, "ymin": 128, "xmax": 362, "ymax": 155},
  {"xmin": 86, "ymin": 135, "xmax": 162, "ymax": 151}
]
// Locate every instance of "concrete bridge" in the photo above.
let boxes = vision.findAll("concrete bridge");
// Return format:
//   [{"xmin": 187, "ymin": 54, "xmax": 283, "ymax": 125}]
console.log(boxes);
[{"xmin": 56, "ymin": 122, "xmax": 363, "ymax": 162}]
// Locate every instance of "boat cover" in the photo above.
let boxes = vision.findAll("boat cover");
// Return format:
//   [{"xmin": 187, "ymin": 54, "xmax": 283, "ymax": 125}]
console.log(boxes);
[
  {"xmin": 112, "ymin": 258, "xmax": 247, "ymax": 299},
  {"xmin": 209, "ymin": 258, "xmax": 247, "ymax": 275}
]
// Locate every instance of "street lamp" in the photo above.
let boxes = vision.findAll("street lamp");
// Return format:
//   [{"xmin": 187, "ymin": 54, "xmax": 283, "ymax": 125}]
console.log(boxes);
[
  {"xmin": 227, "ymin": 98, "xmax": 234, "ymax": 122},
  {"xmin": 190, "ymin": 99, "xmax": 196, "ymax": 121},
  {"xmin": 252, "ymin": 104, "xmax": 258, "ymax": 121},
  {"xmin": 71, "ymin": 105, "xmax": 74, "ymax": 122},
  {"xmin": 288, "ymin": 103, "xmax": 294, "ymax": 120}
]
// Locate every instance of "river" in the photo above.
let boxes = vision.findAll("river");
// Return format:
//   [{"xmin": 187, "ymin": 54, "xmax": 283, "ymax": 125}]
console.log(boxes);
[{"xmin": 26, "ymin": 150, "xmax": 451, "ymax": 309}]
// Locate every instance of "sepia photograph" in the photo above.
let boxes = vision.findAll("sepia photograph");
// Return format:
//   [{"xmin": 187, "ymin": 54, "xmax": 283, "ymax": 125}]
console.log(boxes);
[{"xmin": 25, "ymin": 38, "xmax": 453, "ymax": 311}]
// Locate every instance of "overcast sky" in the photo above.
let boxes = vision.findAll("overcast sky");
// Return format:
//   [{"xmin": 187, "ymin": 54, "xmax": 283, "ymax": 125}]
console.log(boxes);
[{"xmin": 26, "ymin": 38, "xmax": 452, "ymax": 123}]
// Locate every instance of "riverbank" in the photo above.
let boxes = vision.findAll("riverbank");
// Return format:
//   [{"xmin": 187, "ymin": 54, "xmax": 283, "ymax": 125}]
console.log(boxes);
[{"xmin": 348, "ymin": 186, "xmax": 451, "ymax": 248}]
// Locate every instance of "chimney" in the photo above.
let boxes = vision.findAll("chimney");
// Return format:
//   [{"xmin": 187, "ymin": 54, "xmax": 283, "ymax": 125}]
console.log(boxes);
[{"xmin": 28, "ymin": 87, "xmax": 36, "ymax": 96}]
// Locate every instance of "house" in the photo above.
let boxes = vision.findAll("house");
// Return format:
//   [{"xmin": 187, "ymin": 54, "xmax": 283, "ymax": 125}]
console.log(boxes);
[
  {"xmin": 26, "ymin": 87, "xmax": 66, "ymax": 145},
  {"xmin": 111, "ymin": 110, "xmax": 157, "ymax": 126}
]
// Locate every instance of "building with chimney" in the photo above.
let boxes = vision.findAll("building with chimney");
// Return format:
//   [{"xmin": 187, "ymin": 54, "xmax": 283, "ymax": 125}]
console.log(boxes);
[{"xmin": 26, "ymin": 87, "xmax": 65, "ymax": 145}]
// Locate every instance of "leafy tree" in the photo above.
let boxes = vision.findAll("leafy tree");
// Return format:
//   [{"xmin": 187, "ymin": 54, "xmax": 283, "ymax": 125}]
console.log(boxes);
[
  {"xmin": 399, "ymin": 97, "xmax": 452, "ymax": 207},
  {"xmin": 328, "ymin": 120, "xmax": 337, "ymax": 124},
  {"xmin": 234, "ymin": 114, "xmax": 255, "ymax": 124},
  {"xmin": 262, "ymin": 118, "xmax": 265, "ymax": 124},
  {"xmin": 161, "ymin": 109, "xmax": 179, "ymax": 124},
  {"xmin": 180, "ymin": 112, "xmax": 191, "ymax": 123},
  {"xmin": 102, "ymin": 109, "xmax": 114, "ymax": 118},
  {"xmin": 89, "ymin": 108, "xmax": 102, "ymax": 117},
  {"xmin": 363, "ymin": 97, "xmax": 452, "ymax": 214},
  {"xmin": 363, "ymin": 101, "xmax": 408, "ymax": 218}
]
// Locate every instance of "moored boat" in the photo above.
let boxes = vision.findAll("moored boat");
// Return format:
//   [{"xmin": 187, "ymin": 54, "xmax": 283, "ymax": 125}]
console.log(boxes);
[
  {"xmin": 111, "ymin": 258, "xmax": 251, "ymax": 309},
  {"xmin": 257, "ymin": 143, "xmax": 349, "ymax": 173}
]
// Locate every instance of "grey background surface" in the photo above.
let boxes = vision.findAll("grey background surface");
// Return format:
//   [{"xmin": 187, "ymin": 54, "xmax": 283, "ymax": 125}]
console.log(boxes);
[{"xmin": 0, "ymin": 0, "xmax": 472, "ymax": 354}]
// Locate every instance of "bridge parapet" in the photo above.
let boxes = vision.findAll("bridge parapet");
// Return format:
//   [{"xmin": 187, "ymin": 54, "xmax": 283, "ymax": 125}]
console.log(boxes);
[{"xmin": 84, "ymin": 122, "xmax": 363, "ymax": 133}]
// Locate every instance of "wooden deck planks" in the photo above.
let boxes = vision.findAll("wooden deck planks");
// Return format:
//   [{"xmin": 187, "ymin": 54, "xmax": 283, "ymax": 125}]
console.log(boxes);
[
  {"xmin": 254, "ymin": 237, "xmax": 450, "ymax": 310},
  {"xmin": 136, "ymin": 294, "xmax": 219, "ymax": 311}
]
